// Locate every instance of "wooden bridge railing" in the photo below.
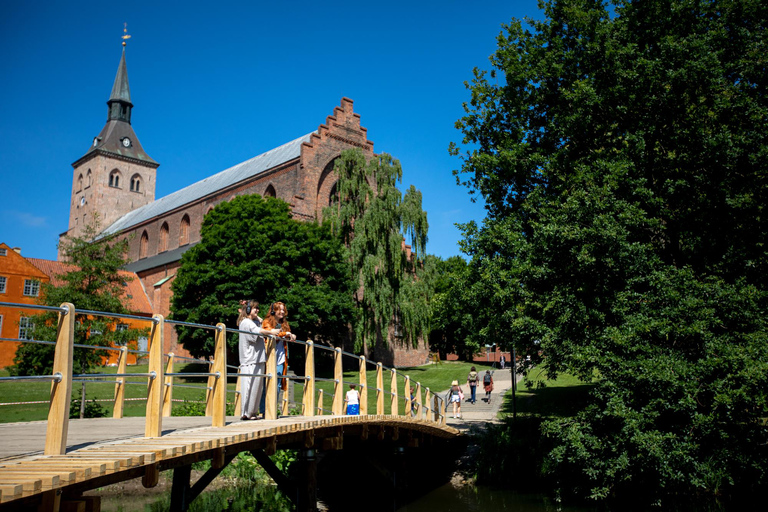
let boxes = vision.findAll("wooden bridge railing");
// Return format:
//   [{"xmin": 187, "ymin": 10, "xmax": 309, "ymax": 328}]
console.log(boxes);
[{"xmin": 0, "ymin": 301, "xmax": 447, "ymax": 456}]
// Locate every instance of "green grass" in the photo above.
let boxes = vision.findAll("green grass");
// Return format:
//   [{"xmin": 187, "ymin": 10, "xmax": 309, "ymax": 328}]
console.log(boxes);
[
  {"xmin": 294, "ymin": 360, "xmax": 493, "ymax": 415},
  {"xmin": 497, "ymin": 366, "xmax": 595, "ymax": 419},
  {"xmin": 0, "ymin": 363, "xmax": 237, "ymax": 423},
  {"xmin": 1, "ymin": 360, "xmax": 491, "ymax": 422}
]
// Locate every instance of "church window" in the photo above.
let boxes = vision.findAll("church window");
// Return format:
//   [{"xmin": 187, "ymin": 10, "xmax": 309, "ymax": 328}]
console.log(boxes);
[
  {"xmin": 109, "ymin": 170, "xmax": 122, "ymax": 188},
  {"xmin": 76, "ymin": 174, "xmax": 83, "ymax": 192},
  {"xmin": 329, "ymin": 182, "xmax": 339, "ymax": 206},
  {"xmin": 86, "ymin": 170, "xmax": 92, "ymax": 188},
  {"xmin": 159, "ymin": 223, "xmax": 169, "ymax": 253},
  {"xmin": 140, "ymin": 231, "xmax": 149, "ymax": 259},
  {"xmin": 130, "ymin": 174, "xmax": 142, "ymax": 193},
  {"xmin": 264, "ymin": 185, "xmax": 276, "ymax": 198},
  {"xmin": 179, "ymin": 215, "xmax": 190, "ymax": 246}
]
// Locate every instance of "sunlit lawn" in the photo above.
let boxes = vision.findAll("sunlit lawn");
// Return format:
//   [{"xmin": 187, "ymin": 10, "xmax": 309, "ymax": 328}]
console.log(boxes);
[
  {"xmin": 498, "ymin": 366, "xmax": 595, "ymax": 419},
  {"xmin": 1, "ymin": 360, "xmax": 490, "ymax": 422}
]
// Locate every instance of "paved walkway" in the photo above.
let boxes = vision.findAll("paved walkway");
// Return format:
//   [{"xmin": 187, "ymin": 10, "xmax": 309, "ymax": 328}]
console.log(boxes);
[{"xmin": 440, "ymin": 367, "xmax": 521, "ymax": 431}]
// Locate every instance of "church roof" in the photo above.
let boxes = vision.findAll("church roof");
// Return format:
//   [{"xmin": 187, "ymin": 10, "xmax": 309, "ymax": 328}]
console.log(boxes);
[
  {"xmin": 101, "ymin": 132, "xmax": 314, "ymax": 236},
  {"xmin": 109, "ymin": 48, "xmax": 132, "ymax": 105}
]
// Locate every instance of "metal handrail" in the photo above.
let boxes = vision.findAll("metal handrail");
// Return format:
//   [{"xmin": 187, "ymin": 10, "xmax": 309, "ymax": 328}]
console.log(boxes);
[
  {"xmin": 0, "ymin": 373, "xmax": 62, "ymax": 383},
  {"xmin": 165, "ymin": 318, "xmax": 222, "ymax": 331},
  {"xmin": 164, "ymin": 372, "xmax": 220, "ymax": 378},
  {"xmin": 73, "ymin": 308, "xmax": 157, "ymax": 324},
  {"xmin": 0, "ymin": 302, "xmax": 67, "ymax": 313}
]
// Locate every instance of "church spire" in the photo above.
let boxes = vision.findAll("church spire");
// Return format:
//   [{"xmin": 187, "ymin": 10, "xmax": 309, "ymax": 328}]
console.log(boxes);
[{"xmin": 107, "ymin": 25, "xmax": 133, "ymax": 123}]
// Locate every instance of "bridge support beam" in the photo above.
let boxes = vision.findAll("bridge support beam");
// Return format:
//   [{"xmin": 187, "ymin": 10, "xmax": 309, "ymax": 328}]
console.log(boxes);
[
  {"xmin": 170, "ymin": 453, "xmax": 237, "ymax": 512},
  {"xmin": 297, "ymin": 448, "xmax": 318, "ymax": 512},
  {"xmin": 251, "ymin": 449, "xmax": 298, "ymax": 505}
]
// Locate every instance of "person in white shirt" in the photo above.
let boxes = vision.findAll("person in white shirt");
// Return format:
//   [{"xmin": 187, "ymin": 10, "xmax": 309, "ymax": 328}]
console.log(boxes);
[
  {"xmin": 345, "ymin": 384, "xmax": 360, "ymax": 415},
  {"xmin": 237, "ymin": 300, "xmax": 276, "ymax": 420}
]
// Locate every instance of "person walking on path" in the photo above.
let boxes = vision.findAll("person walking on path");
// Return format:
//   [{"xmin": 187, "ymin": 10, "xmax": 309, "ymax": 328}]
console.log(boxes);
[
  {"xmin": 483, "ymin": 370, "xmax": 494, "ymax": 403},
  {"xmin": 466, "ymin": 366, "xmax": 479, "ymax": 404},
  {"xmin": 448, "ymin": 380, "xmax": 464, "ymax": 419}
]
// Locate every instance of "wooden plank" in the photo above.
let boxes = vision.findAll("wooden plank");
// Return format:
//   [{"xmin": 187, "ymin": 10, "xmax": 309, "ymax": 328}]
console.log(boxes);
[
  {"xmin": 0, "ymin": 483, "xmax": 23, "ymax": 500},
  {"xmin": 0, "ymin": 477, "xmax": 42, "ymax": 492},
  {"xmin": 0, "ymin": 472, "xmax": 60, "ymax": 488},
  {"xmin": 78, "ymin": 449, "xmax": 156, "ymax": 463},
  {"xmin": 0, "ymin": 469, "xmax": 76, "ymax": 483}
]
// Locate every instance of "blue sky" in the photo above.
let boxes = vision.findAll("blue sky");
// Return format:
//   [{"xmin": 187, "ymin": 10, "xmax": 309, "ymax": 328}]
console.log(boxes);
[{"xmin": 0, "ymin": 0, "xmax": 543, "ymax": 261}]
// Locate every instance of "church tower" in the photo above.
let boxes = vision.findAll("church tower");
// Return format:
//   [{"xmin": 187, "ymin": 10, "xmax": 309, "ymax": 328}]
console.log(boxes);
[{"xmin": 63, "ymin": 36, "xmax": 158, "ymax": 249}]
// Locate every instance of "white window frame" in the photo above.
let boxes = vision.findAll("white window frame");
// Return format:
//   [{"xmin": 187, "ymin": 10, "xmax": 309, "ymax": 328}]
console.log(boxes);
[
  {"xmin": 18, "ymin": 316, "xmax": 32, "ymax": 340},
  {"xmin": 0, "ymin": 276, "xmax": 6, "ymax": 294},
  {"xmin": 0, "ymin": 248, "xmax": 7, "ymax": 256},
  {"xmin": 23, "ymin": 279, "xmax": 40, "ymax": 297}
]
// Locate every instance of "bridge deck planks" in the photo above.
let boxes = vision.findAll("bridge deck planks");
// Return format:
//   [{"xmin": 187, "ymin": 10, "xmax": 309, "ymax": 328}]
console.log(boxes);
[{"xmin": 0, "ymin": 415, "xmax": 460, "ymax": 507}]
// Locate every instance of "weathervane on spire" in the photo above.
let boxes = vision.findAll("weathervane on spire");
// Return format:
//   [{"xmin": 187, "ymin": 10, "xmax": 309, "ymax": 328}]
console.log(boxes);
[{"xmin": 122, "ymin": 23, "xmax": 131, "ymax": 47}]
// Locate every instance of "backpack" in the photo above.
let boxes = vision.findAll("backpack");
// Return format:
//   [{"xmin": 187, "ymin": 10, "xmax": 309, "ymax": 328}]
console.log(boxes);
[
  {"xmin": 483, "ymin": 373, "xmax": 492, "ymax": 385},
  {"xmin": 468, "ymin": 371, "xmax": 478, "ymax": 384}
]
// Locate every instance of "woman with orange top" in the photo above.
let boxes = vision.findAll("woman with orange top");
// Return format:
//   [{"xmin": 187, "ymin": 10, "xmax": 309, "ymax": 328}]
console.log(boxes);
[{"xmin": 259, "ymin": 302, "xmax": 296, "ymax": 415}]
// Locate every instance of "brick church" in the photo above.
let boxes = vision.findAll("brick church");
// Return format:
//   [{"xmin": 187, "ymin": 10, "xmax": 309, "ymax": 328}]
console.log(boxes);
[{"xmin": 60, "ymin": 47, "xmax": 429, "ymax": 367}]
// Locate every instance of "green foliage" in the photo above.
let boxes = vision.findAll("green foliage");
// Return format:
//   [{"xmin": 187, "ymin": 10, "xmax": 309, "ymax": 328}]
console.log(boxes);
[
  {"xmin": 171, "ymin": 195, "xmax": 355, "ymax": 357},
  {"xmin": 10, "ymin": 219, "xmax": 147, "ymax": 376},
  {"xmin": 174, "ymin": 394, "xmax": 235, "ymax": 416},
  {"xmin": 427, "ymin": 255, "xmax": 482, "ymax": 359},
  {"xmin": 453, "ymin": 0, "xmax": 768, "ymax": 506},
  {"xmin": 324, "ymin": 148, "xmax": 430, "ymax": 349},
  {"xmin": 69, "ymin": 393, "xmax": 108, "ymax": 419}
]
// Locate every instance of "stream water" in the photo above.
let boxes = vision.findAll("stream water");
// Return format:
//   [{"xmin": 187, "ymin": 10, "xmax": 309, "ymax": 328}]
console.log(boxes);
[{"xmin": 397, "ymin": 483, "xmax": 597, "ymax": 512}]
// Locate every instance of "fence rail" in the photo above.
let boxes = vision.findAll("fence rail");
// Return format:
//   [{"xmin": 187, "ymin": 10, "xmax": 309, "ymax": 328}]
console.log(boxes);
[{"xmin": 0, "ymin": 300, "xmax": 447, "ymax": 455}]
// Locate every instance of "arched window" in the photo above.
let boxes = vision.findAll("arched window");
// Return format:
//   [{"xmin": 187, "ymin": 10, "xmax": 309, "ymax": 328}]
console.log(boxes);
[
  {"xmin": 159, "ymin": 223, "xmax": 169, "ymax": 253},
  {"xmin": 264, "ymin": 185, "xmax": 276, "ymax": 198},
  {"xmin": 139, "ymin": 231, "xmax": 149, "ymax": 259},
  {"xmin": 130, "ymin": 174, "xmax": 142, "ymax": 193},
  {"xmin": 179, "ymin": 214, "xmax": 190, "ymax": 246},
  {"xmin": 329, "ymin": 182, "xmax": 339, "ymax": 206},
  {"xmin": 109, "ymin": 170, "xmax": 122, "ymax": 188},
  {"xmin": 86, "ymin": 170, "xmax": 92, "ymax": 188},
  {"xmin": 76, "ymin": 174, "xmax": 83, "ymax": 193}
]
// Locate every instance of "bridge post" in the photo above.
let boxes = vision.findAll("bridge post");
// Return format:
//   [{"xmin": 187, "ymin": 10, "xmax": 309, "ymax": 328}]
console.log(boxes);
[
  {"xmin": 145, "ymin": 314, "xmax": 164, "ymax": 438},
  {"xmin": 332, "ymin": 348, "xmax": 343, "ymax": 415},
  {"xmin": 390, "ymin": 369, "xmax": 399, "ymax": 415},
  {"xmin": 303, "ymin": 340, "xmax": 315, "ymax": 416},
  {"xmin": 113, "ymin": 345, "xmax": 128, "ymax": 418},
  {"xmin": 162, "ymin": 353, "xmax": 174, "ymax": 417},
  {"xmin": 234, "ymin": 367, "xmax": 242, "ymax": 418},
  {"xmin": 415, "ymin": 382, "xmax": 422, "ymax": 418},
  {"xmin": 358, "ymin": 356, "xmax": 367, "ymax": 415},
  {"xmin": 211, "ymin": 323, "xmax": 228, "ymax": 427},
  {"xmin": 44, "ymin": 302, "xmax": 74, "ymax": 456},
  {"xmin": 297, "ymin": 448, "xmax": 318, "ymax": 512},
  {"xmin": 404, "ymin": 375, "xmax": 411, "ymax": 417},
  {"xmin": 424, "ymin": 387, "xmax": 431, "ymax": 421},
  {"xmin": 204, "ymin": 356, "xmax": 215, "ymax": 416},
  {"xmin": 376, "ymin": 363, "xmax": 384, "ymax": 414},
  {"xmin": 265, "ymin": 335, "xmax": 278, "ymax": 420},
  {"xmin": 433, "ymin": 393, "xmax": 440, "ymax": 422},
  {"xmin": 318, "ymin": 389, "xmax": 324, "ymax": 415}
]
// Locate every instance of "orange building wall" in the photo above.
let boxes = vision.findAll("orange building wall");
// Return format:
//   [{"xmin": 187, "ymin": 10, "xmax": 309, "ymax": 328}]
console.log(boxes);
[{"xmin": 0, "ymin": 244, "xmax": 50, "ymax": 368}]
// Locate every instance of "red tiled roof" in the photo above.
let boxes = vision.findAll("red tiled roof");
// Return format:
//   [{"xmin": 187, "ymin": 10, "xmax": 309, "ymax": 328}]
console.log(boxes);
[{"xmin": 26, "ymin": 258, "xmax": 153, "ymax": 315}]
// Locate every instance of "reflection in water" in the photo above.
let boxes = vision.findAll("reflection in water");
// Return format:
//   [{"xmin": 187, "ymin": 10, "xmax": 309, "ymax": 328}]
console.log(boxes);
[{"xmin": 397, "ymin": 483, "xmax": 597, "ymax": 512}]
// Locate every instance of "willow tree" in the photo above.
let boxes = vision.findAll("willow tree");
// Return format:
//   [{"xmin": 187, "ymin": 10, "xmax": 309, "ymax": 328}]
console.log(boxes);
[{"xmin": 325, "ymin": 148, "xmax": 429, "ymax": 351}]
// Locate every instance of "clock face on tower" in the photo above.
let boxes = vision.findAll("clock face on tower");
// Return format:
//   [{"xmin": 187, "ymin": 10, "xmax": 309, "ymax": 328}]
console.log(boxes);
[{"xmin": 121, "ymin": 137, "xmax": 132, "ymax": 148}]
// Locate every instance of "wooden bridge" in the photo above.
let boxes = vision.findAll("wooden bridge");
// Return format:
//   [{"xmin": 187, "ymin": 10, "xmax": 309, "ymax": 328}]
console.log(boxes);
[{"xmin": 0, "ymin": 303, "xmax": 462, "ymax": 511}]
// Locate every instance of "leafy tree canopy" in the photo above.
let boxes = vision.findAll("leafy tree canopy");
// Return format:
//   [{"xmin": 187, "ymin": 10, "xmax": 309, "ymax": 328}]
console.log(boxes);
[
  {"xmin": 324, "ymin": 149, "xmax": 430, "ymax": 351},
  {"xmin": 426, "ymin": 255, "xmax": 482, "ymax": 359},
  {"xmin": 452, "ymin": 0, "xmax": 768, "ymax": 506},
  {"xmin": 171, "ymin": 195, "xmax": 355, "ymax": 357},
  {"xmin": 11, "ymin": 220, "xmax": 147, "ymax": 375}
]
